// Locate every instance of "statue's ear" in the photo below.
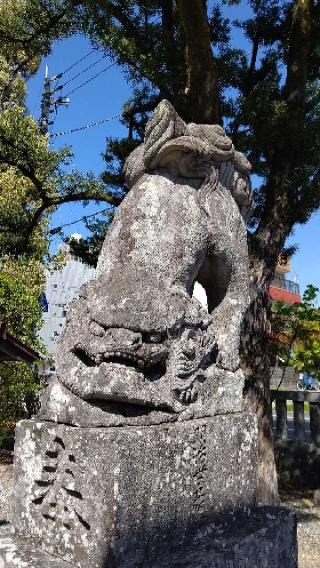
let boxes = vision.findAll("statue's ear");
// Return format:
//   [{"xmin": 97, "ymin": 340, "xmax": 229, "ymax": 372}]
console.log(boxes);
[
  {"xmin": 143, "ymin": 100, "xmax": 186, "ymax": 170},
  {"xmin": 123, "ymin": 145, "xmax": 145, "ymax": 188},
  {"xmin": 231, "ymin": 173, "xmax": 254, "ymax": 221},
  {"xmin": 231, "ymin": 152, "xmax": 254, "ymax": 220}
]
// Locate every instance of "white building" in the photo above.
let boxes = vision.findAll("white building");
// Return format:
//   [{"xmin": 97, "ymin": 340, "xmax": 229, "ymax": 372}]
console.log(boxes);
[
  {"xmin": 39, "ymin": 235, "xmax": 207, "ymax": 357},
  {"xmin": 40, "ymin": 259, "xmax": 95, "ymax": 355}
]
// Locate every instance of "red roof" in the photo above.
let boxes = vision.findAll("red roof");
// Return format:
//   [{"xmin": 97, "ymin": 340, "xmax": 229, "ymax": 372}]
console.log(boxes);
[
  {"xmin": 0, "ymin": 324, "xmax": 41, "ymax": 363},
  {"xmin": 269, "ymin": 286, "xmax": 301, "ymax": 305}
]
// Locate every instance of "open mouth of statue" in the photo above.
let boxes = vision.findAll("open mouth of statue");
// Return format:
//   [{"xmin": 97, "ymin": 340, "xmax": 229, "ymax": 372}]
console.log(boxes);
[
  {"xmin": 71, "ymin": 346, "xmax": 176, "ymax": 413},
  {"xmin": 73, "ymin": 348, "xmax": 167, "ymax": 382}
]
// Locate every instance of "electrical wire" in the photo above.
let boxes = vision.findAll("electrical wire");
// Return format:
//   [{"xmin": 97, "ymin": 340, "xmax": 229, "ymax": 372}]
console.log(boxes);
[
  {"xmin": 54, "ymin": 49, "xmax": 96, "ymax": 79},
  {"xmin": 64, "ymin": 61, "xmax": 117, "ymax": 98},
  {"xmin": 49, "ymin": 207, "xmax": 112, "ymax": 235},
  {"xmin": 50, "ymin": 112, "xmax": 121, "ymax": 138},
  {"xmin": 59, "ymin": 53, "xmax": 107, "ymax": 89}
]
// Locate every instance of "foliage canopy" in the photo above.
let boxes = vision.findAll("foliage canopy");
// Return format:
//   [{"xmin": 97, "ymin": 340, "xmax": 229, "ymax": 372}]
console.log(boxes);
[
  {"xmin": 69, "ymin": 1, "xmax": 320, "ymax": 274},
  {"xmin": 271, "ymin": 285, "xmax": 320, "ymax": 380}
]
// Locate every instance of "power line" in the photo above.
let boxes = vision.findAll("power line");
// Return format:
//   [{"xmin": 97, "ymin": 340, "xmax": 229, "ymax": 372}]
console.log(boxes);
[
  {"xmin": 49, "ymin": 207, "xmax": 112, "ymax": 235},
  {"xmin": 39, "ymin": 56, "xmax": 117, "ymax": 134},
  {"xmin": 59, "ymin": 53, "xmax": 107, "ymax": 90},
  {"xmin": 50, "ymin": 112, "xmax": 121, "ymax": 138},
  {"xmin": 64, "ymin": 61, "xmax": 116, "ymax": 98},
  {"xmin": 53, "ymin": 49, "xmax": 96, "ymax": 80}
]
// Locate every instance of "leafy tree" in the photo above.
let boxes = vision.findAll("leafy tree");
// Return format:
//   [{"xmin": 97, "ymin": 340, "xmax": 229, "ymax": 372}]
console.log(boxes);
[
  {"xmin": 0, "ymin": 0, "xmax": 120, "ymax": 442},
  {"xmin": 271, "ymin": 285, "xmax": 320, "ymax": 381},
  {"xmin": 0, "ymin": 0, "xmax": 122, "ymax": 259},
  {"xmin": 0, "ymin": 0, "xmax": 75, "ymax": 439},
  {"xmin": 0, "ymin": 0, "xmax": 79, "ymax": 108},
  {"xmin": 72, "ymin": 0, "xmax": 320, "ymax": 504},
  {"xmin": 66, "ymin": 211, "xmax": 114, "ymax": 266},
  {"xmin": 0, "ymin": 103, "xmax": 120, "ymax": 258},
  {"xmin": 0, "ymin": 257, "xmax": 45, "ymax": 443}
]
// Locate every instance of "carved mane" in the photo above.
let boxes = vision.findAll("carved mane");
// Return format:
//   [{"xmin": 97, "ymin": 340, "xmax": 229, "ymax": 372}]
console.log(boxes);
[{"xmin": 123, "ymin": 99, "xmax": 252, "ymax": 218}]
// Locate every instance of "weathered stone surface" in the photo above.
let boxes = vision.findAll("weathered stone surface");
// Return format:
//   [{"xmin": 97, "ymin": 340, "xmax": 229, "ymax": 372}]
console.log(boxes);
[
  {"xmin": 1, "ymin": 507, "xmax": 297, "ymax": 568},
  {"xmin": 42, "ymin": 99, "xmax": 253, "ymax": 426},
  {"xmin": 0, "ymin": 465, "xmax": 13, "ymax": 521},
  {"xmin": 0, "ymin": 524, "xmax": 71, "ymax": 568},
  {"xmin": 153, "ymin": 507, "xmax": 298, "ymax": 568},
  {"xmin": 38, "ymin": 366, "xmax": 244, "ymax": 427},
  {"xmin": 314, "ymin": 488, "xmax": 320, "ymax": 505},
  {"xmin": 6, "ymin": 100, "xmax": 298, "ymax": 567},
  {"xmin": 12, "ymin": 414, "xmax": 257, "ymax": 568}
]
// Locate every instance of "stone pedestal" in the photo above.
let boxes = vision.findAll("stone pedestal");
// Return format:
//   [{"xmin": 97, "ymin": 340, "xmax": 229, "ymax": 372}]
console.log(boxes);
[
  {"xmin": 10, "ymin": 414, "xmax": 257, "ymax": 568},
  {"xmin": 0, "ymin": 507, "xmax": 297, "ymax": 568}
]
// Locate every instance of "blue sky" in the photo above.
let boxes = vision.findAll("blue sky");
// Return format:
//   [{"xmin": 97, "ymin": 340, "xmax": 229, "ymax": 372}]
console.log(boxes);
[
  {"xmin": 26, "ymin": 2, "xmax": 319, "ymax": 297},
  {"xmin": 27, "ymin": 34, "xmax": 131, "ymax": 245}
]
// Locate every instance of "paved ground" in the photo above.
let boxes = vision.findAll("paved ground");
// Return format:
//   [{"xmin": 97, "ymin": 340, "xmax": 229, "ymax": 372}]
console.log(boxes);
[
  {"xmin": 280, "ymin": 488, "xmax": 320, "ymax": 568},
  {"xmin": 0, "ymin": 452, "xmax": 13, "ymax": 521}
]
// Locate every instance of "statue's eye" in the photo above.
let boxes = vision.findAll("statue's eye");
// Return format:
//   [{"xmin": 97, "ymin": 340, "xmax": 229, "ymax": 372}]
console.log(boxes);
[
  {"xmin": 149, "ymin": 333, "xmax": 162, "ymax": 344},
  {"xmin": 89, "ymin": 321, "xmax": 105, "ymax": 337},
  {"xmin": 141, "ymin": 332, "xmax": 165, "ymax": 344}
]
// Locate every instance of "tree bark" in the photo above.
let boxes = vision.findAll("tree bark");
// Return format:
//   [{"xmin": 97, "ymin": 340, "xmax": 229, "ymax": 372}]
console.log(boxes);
[
  {"xmin": 242, "ymin": 235, "xmax": 284, "ymax": 505},
  {"xmin": 176, "ymin": 0, "xmax": 220, "ymax": 124}
]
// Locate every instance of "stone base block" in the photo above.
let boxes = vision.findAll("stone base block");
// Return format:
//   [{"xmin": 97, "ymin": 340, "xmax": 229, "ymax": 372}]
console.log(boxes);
[
  {"xmin": 12, "ymin": 415, "xmax": 257, "ymax": 568},
  {"xmin": 155, "ymin": 507, "xmax": 297, "ymax": 568},
  {"xmin": 0, "ymin": 524, "xmax": 69, "ymax": 568},
  {"xmin": 0, "ymin": 508, "xmax": 297, "ymax": 567}
]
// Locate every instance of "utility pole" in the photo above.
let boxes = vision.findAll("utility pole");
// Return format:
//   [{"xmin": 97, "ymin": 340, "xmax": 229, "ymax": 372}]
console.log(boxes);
[
  {"xmin": 39, "ymin": 66, "xmax": 53, "ymax": 134},
  {"xmin": 39, "ymin": 65, "xmax": 69, "ymax": 135}
]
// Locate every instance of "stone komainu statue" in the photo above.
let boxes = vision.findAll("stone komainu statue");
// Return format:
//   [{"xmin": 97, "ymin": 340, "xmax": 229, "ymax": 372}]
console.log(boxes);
[
  {"xmin": 42, "ymin": 100, "xmax": 253, "ymax": 425},
  {"xmin": 8, "ymin": 101, "xmax": 297, "ymax": 568}
]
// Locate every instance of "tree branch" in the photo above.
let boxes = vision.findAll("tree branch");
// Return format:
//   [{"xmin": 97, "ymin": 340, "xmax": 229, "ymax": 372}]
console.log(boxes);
[
  {"xmin": 18, "ymin": 190, "xmax": 122, "ymax": 255},
  {"xmin": 256, "ymin": 0, "xmax": 312, "ymax": 250},
  {"xmin": 0, "ymin": 154, "xmax": 45, "ymax": 196},
  {"xmin": 50, "ymin": 192, "xmax": 122, "ymax": 208}
]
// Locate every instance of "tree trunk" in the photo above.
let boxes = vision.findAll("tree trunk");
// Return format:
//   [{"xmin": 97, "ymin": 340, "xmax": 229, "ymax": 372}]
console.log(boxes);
[
  {"xmin": 176, "ymin": 0, "xmax": 220, "ymax": 124},
  {"xmin": 242, "ymin": 249, "xmax": 280, "ymax": 505}
]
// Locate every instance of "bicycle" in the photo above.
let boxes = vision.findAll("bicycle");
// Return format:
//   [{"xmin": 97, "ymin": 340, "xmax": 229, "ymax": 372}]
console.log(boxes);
[{"xmin": 296, "ymin": 374, "xmax": 320, "ymax": 391}]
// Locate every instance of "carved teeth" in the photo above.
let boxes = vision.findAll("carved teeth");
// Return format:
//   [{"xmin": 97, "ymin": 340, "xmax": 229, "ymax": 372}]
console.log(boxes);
[
  {"xmin": 190, "ymin": 386, "xmax": 197, "ymax": 402},
  {"xmin": 176, "ymin": 385, "xmax": 198, "ymax": 405},
  {"xmin": 178, "ymin": 392, "xmax": 185, "ymax": 403},
  {"xmin": 102, "ymin": 349, "xmax": 150, "ymax": 371}
]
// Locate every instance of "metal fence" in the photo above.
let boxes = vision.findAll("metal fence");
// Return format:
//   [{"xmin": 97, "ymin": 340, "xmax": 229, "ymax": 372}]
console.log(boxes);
[
  {"xmin": 271, "ymin": 390, "xmax": 320, "ymax": 445},
  {"xmin": 270, "ymin": 277, "xmax": 300, "ymax": 295}
]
